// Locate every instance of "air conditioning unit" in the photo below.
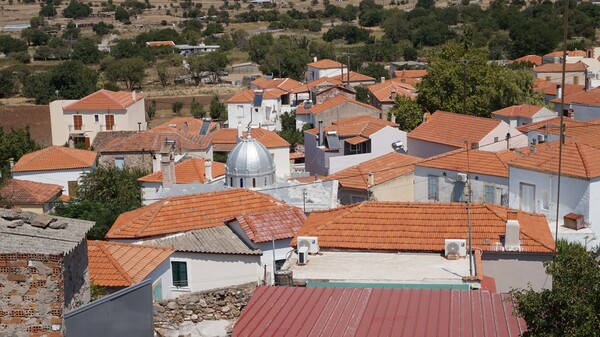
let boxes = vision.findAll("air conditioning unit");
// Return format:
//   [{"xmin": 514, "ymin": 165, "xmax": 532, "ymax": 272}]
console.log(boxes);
[
  {"xmin": 537, "ymin": 134, "xmax": 547, "ymax": 144},
  {"xmin": 297, "ymin": 246, "xmax": 309, "ymax": 265},
  {"xmin": 445, "ymin": 239, "xmax": 467, "ymax": 258},
  {"xmin": 297, "ymin": 236, "xmax": 319, "ymax": 254},
  {"xmin": 456, "ymin": 173, "xmax": 468, "ymax": 183}
]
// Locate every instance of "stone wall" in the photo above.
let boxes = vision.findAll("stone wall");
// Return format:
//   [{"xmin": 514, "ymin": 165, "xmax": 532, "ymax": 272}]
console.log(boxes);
[
  {"xmin": 153, "ymin": 283, "xmax": 256, "ymax": 329},
  {"xmin": 98, "ymin": 152, "xmax": 154, "ymax": 171},
  {"xmin": 62, "ymin": 241, "xmax": 90, "ymax": 311}
]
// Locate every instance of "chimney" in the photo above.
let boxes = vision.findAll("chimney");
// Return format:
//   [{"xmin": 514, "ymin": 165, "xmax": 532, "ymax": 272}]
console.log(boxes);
[
  {"xmin": 237, "ymin": 122, "xmax": 243, "ymax": 142},
  {"xmin": 505, "ymin": 132, "xmax": 511, "ymax": 149},
  {"xmin": 318, "ymin": 120, "xmax": 324, "ymax": 147},
  {"xmin": 68, "ymin": 138, "xmax": 75, "ymax": 148},
  {"xmin": 368, "ymin": 172, "xmax": 374, "ymax": 186},
  {"xmin": 9, "ymin": 158, "xmax": 14, "ymax": 169},
  {"xmin": 390, "ymin": 90, "xmax": 397, "ymax": 102},
  {"xmin": 504, "ymin": 210, "xmax": 521, "ymax": 251},
  {"xmin": 423, "ymin": 112, "xmax": 431, "ymax": 124},
  {"xmin": 380, "ymin": 76, "xmax": 385, "ymax": 83},
  {"xmin": 183, "ymin": 121, "xmax": 189, "ymax": 134},
  {"xmin": 313, "ymin": 56, "xmax": 317, "ymax": 62},
  {"xmin": 556, "ymin": 84, "xmax": 562, "ymax": 99},
  {"xmin": 204, "ymin": 159, "xmax": 213, "ymax": 181},
  {"xmin": 160, "ymin": 141, "xmax": 176, "ymax": 188},
  {"xmin": 132, "ymin": 90, "xmax": 137, "ymax": 101}
]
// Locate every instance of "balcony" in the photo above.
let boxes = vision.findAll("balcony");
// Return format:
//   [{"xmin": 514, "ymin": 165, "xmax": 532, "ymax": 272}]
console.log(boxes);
[
  {"xmin": 68, "ymin": 124, "xmax": 85, "ymax": 132},
  {"xmin": 100, "ymin": 124, "xmax": 117, "ymax": 131}
]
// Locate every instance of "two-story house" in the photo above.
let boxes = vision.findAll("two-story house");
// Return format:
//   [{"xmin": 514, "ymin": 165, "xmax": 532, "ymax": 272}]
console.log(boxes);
[
  {"xmin": 491, "ymin": 104, "xmax": 556, "ymax": 128},
  {"xmin": 533, "ymin": 62, "xmax": 588, "ymax": 86},
  {"xmin": 294, "ymin": 94, "xmax": 382, "ymax": 130},
  {"xmin": 306, "ymin": 58, "xmax": 348, "ymax": 82},
  {"xmin": 550, "ymin": 87, "xmax": 600, "ymax": 121},
  {"xmin": 227, "ymin": 89, "xmax": 292, "ymax": 131},
  {"xmin": 50, "ymin": 89, "xmax": 147, "ymax": 148}
]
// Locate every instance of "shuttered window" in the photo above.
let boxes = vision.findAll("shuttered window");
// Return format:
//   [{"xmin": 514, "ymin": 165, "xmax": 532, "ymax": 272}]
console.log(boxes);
[
  {"xmin": 484, "ymin": 185, "xmax": 495, "ymax": 204},
  {"xmin": 73, "ymin": 115, "xmax": 82, "ymax": 131},
  {"xmin": 105, "ymin": 115, "xmax": 115, "ymax": 131},
  {"xmin": 428, "ymin": 175, "xmax": 439, "ymax": 201},
  {"xmin": 171, "ymin": 261, "xmax": 188, "ymax": 287}
]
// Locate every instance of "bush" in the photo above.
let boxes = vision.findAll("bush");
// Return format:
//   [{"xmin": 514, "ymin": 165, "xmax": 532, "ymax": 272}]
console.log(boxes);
[{"xmin": 172, "ymin": 100, "xmax": 184, "ymax": 116}]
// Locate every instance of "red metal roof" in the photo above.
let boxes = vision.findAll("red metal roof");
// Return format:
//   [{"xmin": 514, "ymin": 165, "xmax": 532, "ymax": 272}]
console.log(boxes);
[{"xmin": 233, "ymin": 286, "xmax": 527, "ymax": 337}]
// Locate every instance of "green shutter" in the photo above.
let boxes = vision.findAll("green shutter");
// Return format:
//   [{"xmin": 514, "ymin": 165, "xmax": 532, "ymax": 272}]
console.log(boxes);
[{"xmin": 171, "ymin": 261, "xmax": 188, "ymax": 287}]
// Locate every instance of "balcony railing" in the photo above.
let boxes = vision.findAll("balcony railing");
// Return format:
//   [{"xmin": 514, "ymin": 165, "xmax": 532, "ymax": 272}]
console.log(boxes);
[
  {"xmin": 100, "ymin": 124, "xmax": 117, "ymax": 131},
  {"xmin": 68, "ymin": 124, "xmax": 85, "ymax": 132}
]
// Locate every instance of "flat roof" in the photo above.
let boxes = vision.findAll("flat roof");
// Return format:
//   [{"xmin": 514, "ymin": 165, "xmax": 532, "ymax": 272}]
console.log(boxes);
[{"xmin": 286, "ymin": 251, "xmax": 472, "ymax": 285}]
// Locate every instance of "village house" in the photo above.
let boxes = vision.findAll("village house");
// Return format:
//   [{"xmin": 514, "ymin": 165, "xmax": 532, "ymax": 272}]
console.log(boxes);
[
  {"xmin": 392, "ymin": 69, "xmax": 428, "ymax": 86},
  {"xmin": 87, "ymin": 240, "xmax": 174, "ymax": 300},
  {"xmin": 329, "ymin": 71, "xmax": 376, "ymax": 86},
  {"xmin": 304, "ymin": 116, "xmax": 406, "ymax": 176},
  {"xmin": 413, "ymin": 148, "xmax": 519, "ymax": 205},
  {"xmin": 152, "ymin": 116, "xmax": 219, "ymax": 136},
  {"xmin": 491, "ymin": 104, "xmax": 556, "ymax": 128},
  {"xmin": 210, "ymin": 127, "xmax": 291, "ymax": 178},
  {"xmin": 49, "ymin": 89, "xmax": 147, "ymax": 148},
  {"xmin": 227, "ymin": 88, "xmax": 292, "ymax": 131},
  {"xmin": 0, "ymin": 179, "xmax": 64, "ymax": 213},
  {"xmin": 0, "ymin": 209, "xmax": 94, "ymax": 336},
  {"xmin": 325, "ymin": 152, "xmax": 421, "ymax": 204},
  {"xmin": 550, "ymin": 87, "xmax": 600, "ymax": 121},
  {"xmin": 541, "ymin": 50, "xmax": 587, "ymax": 65},
  {"xmin": 534, "ymin": 79, "xmax": 585, "ymax": 104},
  {"xmin": 367, "ymin": 80, "xmax": 417, "ymax": 114},
  {"xmin": 95, "ymin": 130, "xmax": 212, "ymax": 172},
  {"xmin": 407, "ymin": 110, "xmax": 527, "ymax": 158},
  {"xmin": 516, "ymin": 116, "xmax": 599, "ymax": 145},
  {"xmin": 11, "ymin": 146, "xmax": 97, "ymax": 197},
  {"xmin": 306, "ymin": 58, "xmax": 348, "ymax": 82},
  {"xmin": 533, "ymin": 61, "xmax": 588, "ymax": 86},
  {"xmin": 249, "ymin": 76, "xmax": 303, "ymax": 93},
  {"xmin": 289, "ymin": 77, "xmax": 345, "ymax": 106},
  {"xmin": 287, "ymin": 202, "xmax": 554, "ymax": 292},
  {"xmin": 295, "ymin": 94, "xmax": 382, "ymax": 130},
  {"xmin": 509, "ymin": 54, "xmax": 543, "ymax": 67},
  {"xmin": 233, "ymin": 286, "xmax": 527, "ymax": 337}
]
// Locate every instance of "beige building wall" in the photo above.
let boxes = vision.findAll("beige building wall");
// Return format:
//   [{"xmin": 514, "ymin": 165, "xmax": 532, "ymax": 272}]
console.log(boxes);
[
  {"xmin": 535, "ymin": 71, "xmax": 586, "ymax": 86},
  {"xmin": 372, "ymin": 173, "xmax": 414, "ymax": 202}
]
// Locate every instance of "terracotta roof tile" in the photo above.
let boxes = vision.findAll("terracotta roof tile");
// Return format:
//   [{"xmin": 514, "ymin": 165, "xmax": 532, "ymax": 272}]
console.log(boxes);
[
  {"xmin": 333, "ymin": 115, "xmax": 397, "ymax": 127},
  {"xmin": 210, "ymin": 128, "xmax": 289, "ymax": 152},
  {"xmin": 251, "ymin": 77, "xmax": 303, "ymax": 92},
  {"xmin": 491, "ymin": 104, "xmax": 546, "ymax": 118},
  {"xmin": 515, "ymin": 117, "xmax": 594, "ymax": 141},
  {"xmin": 509, "ymin": 140, "xmax": 600, "ymax": 179},
  {"xmin": 305, "ymin": 117, "xmax": 393, "ymax": 138},
  {"xmin": 146, "ymin": 41, "xmax": 175, "ymax": 47},
  {"xmin": 393, "ymin": 69, "xmax": 428, "ymax": 78},
  {"xmin": 227, "ymin": 88, "xmax": 288, "ymax": 103},
  {"xmin": 88, "ymin": 240, "xmax": 173, "ymax": 287},
  {"xmin": 0, "ymin": 179, "xmax": 62, "ymax": 204},
  {"xmin": 550, "ymin": 87, "xmax": 600, "ymax": 106},
  {"xmin": 293, "ymin": 202, "xmax": 555, "ymax": 253},
  {"xmin": 153, "ymin": 117, "xmax": 218, "ymax": 135},
  {"xmin": 544, "ymin": 50, "xmax": 586, "ymax": 57},
  {"xmin": 534, "ymin": 61, "xmax": 587, "ymax": 73},
  {"xmin": 368, "ymin": 81, "xmax": 416, "ymax": 103},
  {"xmin": 326, "ymin": 152, "xmax": 421, "ymax": 190},
  {"xmin": 138, "ymin": 158, "xmax": 225, "ymax": 184},
  {"xmin": 510, "ymin": 55, "xmax": 542, "ymax": 66},
  {"xmin": 12, "ymin": 146, "xmax": 97, "ymax": 172},
  {"xmin": 416, "ymin": 149, "xmax": 520, "ymax": 178},
  {"xmin": 105, "ymin": 189, "xmax": 288, "ymax": 239},
  {"xmin": 290, "ymin": 77, "xmax": 344, "ymax": 94},
  {"xmin": 307, "ymin": 59, "xmax": 346, "ymax": 69},
  {"xmin": 99, "ymin": 130, "xmax": 211, "ymax": 153},
  {"xmin": 234, "ymin": 207, "xmax": 306, "ymax": 243},
  {"xmin": 295, "ymin": 95, "xmax": 380, "ymax": 115},
  {"xmin": 329, "ymin": 71, "xmax": 375, "ymax": 83},
  {"xmin": 63, "ymin": 89, "xmax": 143, "ymax": 111},
  {"xmin": 533, "ymin": 79, "xmax": 585, "ymax": 96},
  {"xmin": 408, "ymin": 111, "xmax": 501, "ymax": 147}
]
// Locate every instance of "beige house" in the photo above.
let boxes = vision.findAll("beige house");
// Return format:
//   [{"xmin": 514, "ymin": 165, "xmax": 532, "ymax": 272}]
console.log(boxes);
[
  {"xmin": 50, "ymin": 89, "xmax": 147, "ymax": 148},
  {"xmin": 533, "ymin": 62, "xmax": 588, "ymax": 86}
]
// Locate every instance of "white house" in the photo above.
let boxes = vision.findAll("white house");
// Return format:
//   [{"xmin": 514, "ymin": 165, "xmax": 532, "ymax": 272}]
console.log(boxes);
[
  {"xmin": 87, "ymin": 240, "xmax": 174, "ymax": 300},
  {"xmin": 551, "ymin": 87, "xmax": 600, "ymax": 121},
  {"xmin": 491, "ymin": 104, "xmax": 557, "ymax": 128},
  {"xmin": 50, "ymin": 89, "xmax": 147, "ymax": 148},
  {"xmin": 508, "ymin": 140, "xmax": 600, "ymax": 244},
  {"xmin": 304, "ymin": 116, "xmax": 406, "ymax": 176},
  {"xmin": 413, "ymin": 149, "xmax": 519, "ymax": 205},
  {"xmin": 11, "ymin": 146, "xmax": 97, "ymax": 196},
  {"xmin": 407, "ymin": 110, "xmax": 527, "ymax": 158},
  {"xmin": 227, "ymin": 89, "xmax": 293, "ymax": 131},
  {"xmin": 306, "ymin": 58, "xmax": 348, "ymax": 82},
  {"xmin": 294, "ymin": 94, "xmax": 383, "ymax": 130}
]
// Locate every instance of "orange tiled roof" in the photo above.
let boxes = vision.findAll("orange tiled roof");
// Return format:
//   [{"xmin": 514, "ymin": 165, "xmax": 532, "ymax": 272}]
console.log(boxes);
[
  {"xmin": 210, "ymin": 128, "xmax": 289, "ymax": 152},
  {"xmin": 251, "ymin": 77, "xmax": 303, "ymax": 92},
  {"xmin": 416, "ymin": 148, "xmax": 520, "ymax": 178},
  {"xmin": 326, "ymin": 152, "xmax": 421, "ymax": 190},
  {"xmin": 290, "ymin": 77, "xmax": 344, "ymax": 94},
  {"xmin": 509, "ymin": 140, "xmax": 600, "ymax": 179},
  {"xmin": 227, "ymin": 88, "xmax": 288, "ymax": 103},
  {"xmin": 491, "ymin": 104, "xmax": 546, "ymax": 118},
  {"xmin": 368, "ymin": 81, "xmax": 416, "ymax": 103},
  {"xmin": 153, "ymin": 117, "xmax": 218, "ymax": 135},
  {"xmin": 0, "ymin": 179, "xmax": 62, "ymax": 204},
  {"xmin": 533, "ymin": 78, "xmax": 585, "ymax": 96},
  {"xmin": 329, "ymin": 71, "xmax": 375, "ymax": 83},
  {"xmin": 146, "ymin": 41, "xmax": 175, "ymax": 47},
  {"xmin": 534, "ymin": 62, "xmax": 587, "ymax": 73},
  {"xmin": 137, "ymin": 158, "xmax": 225, "ymax": 184},
  {"xmin": 99, "ymin": 130, "xmax": 211, "ymax": 153},
  {"xmin": 12, "ymin": 146, "xmax": 97, "ymax": 172},
  {"xmin": 393, "ymin": 69, "xmax": 428, "ymax": 78},
  {"xmin": 88, "ymin": 240, "xmax": 173, "ymax": 287},
  {"xmin": 234, "ymin": 207, "xmax": 306, "ymax": 243},
  {"xmin": 295, "ymin": 95, "xmax": 380, "ymax": 115},
  {"xmin": 516, "ymin": 116, "xmax": 590, "ymax": 135},
  {"xmin": 408, "ymin": 111, "xmax": 501, "ymax": 147},
  {"xmin": 105, "ymin": 188, "xmax": 288, "ymax": 239},
  {"xmin": 544, "ymin": 50, "xmax": 586, "ymax": 58},
  {"xmin": 307, "ymin": 59, "xmax": 346, "ymax": 69},
  {"xmin": 63, "ymin": 89, "xmax": 143, "ymax": 111},
  {"xmin": 550, "ymin": 87, "xmax": 600, "ymax": 106},
  {"xmin": 332, "ymin": 115, "xmax": 398, "ymax": 127},
  {"xmin": 293, "ymin": 202, "xmax": 555, "ymax": 253},
  {"xmin": 306, "ymin": 119, "xmax": 393, "ymax": 138},
  {"xmin": 511, "ymin": 55, "xmax": 542, "ymax": 66}
]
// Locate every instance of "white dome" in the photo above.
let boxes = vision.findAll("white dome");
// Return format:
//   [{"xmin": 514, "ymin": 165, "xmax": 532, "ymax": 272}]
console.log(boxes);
[{"xmin": 225, "ymin": 135, "xmax": 276, "ymax": 188}]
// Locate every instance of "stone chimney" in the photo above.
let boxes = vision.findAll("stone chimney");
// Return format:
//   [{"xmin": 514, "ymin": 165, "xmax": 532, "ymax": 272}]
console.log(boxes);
[
  {"xmin": 368, "ymin": 172, "xmax": 374, "ymax": 186},
  {"xmin": 318, "ymin": 120, "xmax": 324, "ymax": 147},
  {"xmin": 132, "ymin": 90, "xmax": 137, "ymax": 101},
  {"xmin": 556, "ymin": 84, "xmax": 562, "ymax": 99},
  {"xmin": 160, "ymin": 141, "xmax": 176, "ymax": 188},
  {"xmin": 9, "ymin": 158, "xmax": 14, "ymax": 169},
  {"xmin": 183, "ymin": 121, "xmax": 189, "ymax": 134},
  {"xmin": 423, "ymin": 112, "xmax": 431, "ymax": 124},
  {"xmin": 504, "ymin": 210, "xmax": 521, "ymax": 251},
  {"xmin": 204, "ymin": 159, "xmax": 213, "ymax": 182},
  {"xmin": 390, "ymin": 90, "xmax": 397, "ymax": 102}
]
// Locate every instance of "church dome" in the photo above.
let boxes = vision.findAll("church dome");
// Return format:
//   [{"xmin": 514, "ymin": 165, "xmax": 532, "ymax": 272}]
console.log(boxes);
[{"xmin": 226, "ymin": 134, "xmax": 276, "ymax": 188}]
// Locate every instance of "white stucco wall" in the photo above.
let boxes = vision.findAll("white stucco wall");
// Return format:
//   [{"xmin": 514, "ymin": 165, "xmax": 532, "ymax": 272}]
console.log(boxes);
[
  {"xmin": 480, "ymin": 122, "xmax": 527, "ymax": 152},
  {"xmin": 12, "ymin": 166, "xmax": 95, "ymax": 196},
  {"xmin": 169, "ymin": 252, "xmax": 261, "ymax": 297},
  {"xmin": 270, "ymin": 146, "xmax": 290, "ymax": 178},
  {"xmin": 414, "ymin": 166, "xmax": 508, "ymax": 204},
  {"xmin": 406, "ymin": 138, "xmax": 460, "ymax": 158},
  {"xmin": 566, "ymin": 103, "xmax": 600, "ymax": 122},
  {"xmin": 141, "ymin": 181, "xmax": 161, "ymax": 206},
  {"xmin": 372, "ymin": 173, "xmax": 414, "ymax": 202},
  {"xmin": 306, "ymin": 66, "xmax": 347, "ymax": 81},
  {"xmin": 482, "ymin": 253, "xmax": 552, "ymax": 292}
]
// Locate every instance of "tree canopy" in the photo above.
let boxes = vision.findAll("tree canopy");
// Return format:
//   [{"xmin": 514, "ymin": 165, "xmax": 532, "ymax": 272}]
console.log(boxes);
[{"xmin": 24, "ymin": 60, "xmax": 98, "ymax": 104}]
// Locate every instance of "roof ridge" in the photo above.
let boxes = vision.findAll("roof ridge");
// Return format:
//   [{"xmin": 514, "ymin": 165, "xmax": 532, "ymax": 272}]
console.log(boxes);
[
  {"xmin": 100, "ymin": 90, "xmax": 127, "ymax": 109},
  {"xmin": 576, "ymin": 142, "xmax": 592, "ymax": 178},
  {"xmin": 96, "ymin": 241, "xmax": 134, "ymax": 284}
]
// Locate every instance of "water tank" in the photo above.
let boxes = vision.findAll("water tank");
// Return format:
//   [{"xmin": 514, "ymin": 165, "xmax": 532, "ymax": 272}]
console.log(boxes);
[{"xmin": 274, "ymin": 270, "xmax": 293, "ymax": 286}]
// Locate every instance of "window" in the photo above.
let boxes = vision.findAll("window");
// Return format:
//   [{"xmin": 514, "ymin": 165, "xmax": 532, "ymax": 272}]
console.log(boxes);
[
  {"xmin": 73, "ymin": 115, "xmax": 82, "ymax": 131},
  {"xmin": 574, "ymin": 76, "xmax": 579, "ymax": 85},
  {"xmin": 452, "ymin": 181, "xmax": 465, "ymax": 202},
  {"xmin": 114, "ymin": 157, "xmax": 124, "ymax": 169},
  {"xmin": 240, "ymin": 178, "xmax": 244, "ymax": 187},
  {"xmin": 520, "ymin": 183, "xmax": 536, "ymax": 213},
  {"xmin": 541, "ymin": 189, "xmax": 550, "ymax": 210},
  {"xmin": 94, "ymin": 114, "xmax": 99, "ymax": 123},
  {"xmin": 351, "ymin": 195, "xmax": 367, "ymax": 203},
  {"xmin": 494, "ymin": 137, "xmax": 499, "ymax": 143},
  {"xmin": 428, "ymin": 175, "xmax": 439, "ymax": 201},
  {"xmin": 484, "ymin": 185, "xmax": 495, "ymax": 204},
  {"xmin": 105, "ymin": 115, "xmax": 115, "ymax": 131},
  {"xmin": 545, "ymin": 76, "xmax": 551, "ymax": 81},
  {"xmin": 237, "ymin": 105, "xmax": 244, "ymax": 117},
  {"xmin": 171, "ymin": 261, "xmax": 188, "ymax": 287},
  {"xmin": 152, "ymin": 279, "xmax": 163, "ymax": 301},
  {"xmin": 275, "ymin": 259, "xmax": 286, "ymax": 271}
]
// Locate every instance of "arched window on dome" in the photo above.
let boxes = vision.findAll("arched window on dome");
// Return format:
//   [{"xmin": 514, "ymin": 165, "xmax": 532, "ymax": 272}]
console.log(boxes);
[
  {"xmin": 253, "ymin": 178, "xmax": 256, "ymax": 187},
  {"xmin": 240, "ymin": 178, "xmax": 244, "ymax": 187}
]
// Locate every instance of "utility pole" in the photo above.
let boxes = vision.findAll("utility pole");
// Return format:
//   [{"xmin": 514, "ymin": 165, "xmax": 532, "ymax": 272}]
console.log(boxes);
[
  {"xmin": 459, "ymin": 59, "xmax": 474, "ymax": 115},
  {"xmin": 465, "ymin": 140, "xmax": 472, "ymax": 276}
]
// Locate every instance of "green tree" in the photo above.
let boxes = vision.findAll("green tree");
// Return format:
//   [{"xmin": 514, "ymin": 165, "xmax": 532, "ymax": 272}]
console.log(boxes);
[
  {"xmin": 156, "ymin": 64, "xmax": 169, "ymax": 87},
  {"xmin": 246, "ymin": 33, "xmax": 274, "ymax": 64},
  {"xmin": 512, "ymin": 241, "xmax": 600, "ymax": 337},
  {"xmin": 63, "ymin": 0, "xmax": 92, "ymax": 18},
  {"xmin": 359, "ymin": 63, "xmax": 389, "ymax": 82},
  {"xmin": 24, "ymin": 60, "xmax": 98, "ymax": 104},
  {"xmin": 322, "ymin": 24, "xmax": 372, "ymax": 44},
  {"xmin": 388, "ymin": 96, "xmax": 423, "ymax": 131},
  {"xmin": 0, "ymin": 70, "xmax": 16, "ymax": 98},
  {"xmin": 104, "ymin": 57, "xmax": 146, "ymax": 90},
  {"xmin": 21, "ymin": 28, "xmax": 49, "ymax": 46},
  {"xmin": 355, "ymin": 86, "xmax": 370, "ymax": 104},
  {"xmin": 209, "ymin": 94, "xmax": 226, "ymax": 120},
  {"xmin": 277, "ymin": 111, "xmax": 302, "ymax": 150},
  {"xmin": 92, "ymin": 21, "xmax": 114, "ymax": 36},
  {"xmin": 190, "ymin": 98, "xmax": 205, "ymax": 118},
  {"xmin": 39, "ymin": 4, "xmax": 57, "ymax": 17},
  {"xmin": 260, "ymin": 36, "xmax": 311, "ymax": 80},
  {"xmin": 30, "ymin": 16, "xmax": 45, "ymax": 29},
  {"xmin": 172, "ymin": 100, "xmax": 184, "ymax": 116},
  {"xmin": 115, "ymin": 6, "xmax": 130, "ymax": 23},
  {"xmin": 188, "ymin": 52, "xmax": 228, "ymax": 84},
  {"xmin": 72, "ymin": 37, "xmax": 102, "ymax": 64},
  {"xmin": 0, "ymin": 127, "xmax": 40, "ymax": 179},
  {"xmin": 0, "ymin": 35, "xmax": 28, "ymax": 54},
  {"xmin": 54, "ymin": 166, "xmax": 148, "ymax": 239}
]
